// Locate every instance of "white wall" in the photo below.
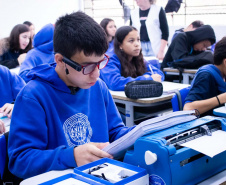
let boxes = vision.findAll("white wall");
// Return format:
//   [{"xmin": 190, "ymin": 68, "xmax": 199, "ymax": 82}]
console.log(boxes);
[{"xmin": 0, "ymin": 0, "xmax": 83, "ymax": 38}]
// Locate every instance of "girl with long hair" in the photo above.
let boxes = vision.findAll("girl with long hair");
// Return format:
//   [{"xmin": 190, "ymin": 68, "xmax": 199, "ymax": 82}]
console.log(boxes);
[
  {"xmin": 100, "ymin": 26, "xmax": 164, "ymax": 91},
  {"xmin": 0, "ymin": 24, "xmax": 32, "ymax": 69}
]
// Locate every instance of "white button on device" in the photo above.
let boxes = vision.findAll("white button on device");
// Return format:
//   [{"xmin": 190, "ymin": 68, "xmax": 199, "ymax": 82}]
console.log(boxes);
[{"xmin": 145, "ymin": 151, "xmax": 157, "ymax": 165}]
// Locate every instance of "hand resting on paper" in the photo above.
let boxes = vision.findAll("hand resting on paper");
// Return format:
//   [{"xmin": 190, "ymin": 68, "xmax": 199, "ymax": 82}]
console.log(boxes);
[
  {"xmin": 0, "ymin": 103, "xmax": 14, "ymax": 118},
  {"xmin": 0, "ymin": 120, "xmax": 6, "ymax": 134},
  {"xmin": 74, "ymin": 142, "xmax": 113, "ymax": 167}
]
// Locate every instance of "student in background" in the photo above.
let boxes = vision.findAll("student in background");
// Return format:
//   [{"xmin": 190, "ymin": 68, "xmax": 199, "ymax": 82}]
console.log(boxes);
[
  {"xmin": 23, "ymin": 21, "xmax": 35, "ymax": 41},
  {"xmin": 8, "ymin": 12, "xmax": 134, "ymax": 180},
  {"xmin": 0, "ymin": 65, "xmax": 25, "ymax": 134},
  {"xmin": 19, "ymin": 23, "xmax": 55, "ymax": 83},
  {"xmin": 161, "ymin": 25, "xmax": 216, "ymax": 70},
  {"xmin": 184, "ymin": 37, "xmax": 226, "ymax": 116},
  {"xmin": 100, "ymin": 18, "xmax": 117, "ymax": 57},
  {"xmin": 0, "ymin": 24, "xmax": 32, "ymax": 69},
  {"xmin": 130, "ymin": 0, "xmax": 169, "ymax": 60},
  {"xmin": 100, "ymin": 26, "xmax": 164, "ymax": 91},
  {"xmin": 171, "ymin": 20, "xmax": 204, "ymax": 41}
]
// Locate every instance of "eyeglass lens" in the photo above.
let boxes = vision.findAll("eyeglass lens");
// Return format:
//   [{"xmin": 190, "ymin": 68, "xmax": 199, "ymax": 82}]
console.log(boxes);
[{"xmin": 83, "ymin": 57, "xmax": 108, "ymax": 75}]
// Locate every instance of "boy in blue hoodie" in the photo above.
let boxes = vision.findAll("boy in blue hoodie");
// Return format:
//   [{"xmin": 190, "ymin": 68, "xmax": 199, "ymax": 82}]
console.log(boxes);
[
  {"xmin": 8, "ymin": 12, "xmax": 134, "ymax": 179},
  {"xmin": 19, "ymin": 23, "xmax": 55, "ymax": 83}
]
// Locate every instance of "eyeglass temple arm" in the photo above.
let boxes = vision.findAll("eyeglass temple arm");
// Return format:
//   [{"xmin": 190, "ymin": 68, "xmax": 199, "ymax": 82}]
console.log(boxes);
[{"xmin": 62, "ymin": 56, "xmax": 82, "ymax": 72}]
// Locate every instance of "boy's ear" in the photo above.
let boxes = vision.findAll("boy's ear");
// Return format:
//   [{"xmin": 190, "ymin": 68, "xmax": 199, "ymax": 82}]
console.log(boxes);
[
  {"xmin": 55, "ymin": 53, "xmax": 64, "ymax": 65},
  {"xmin": 223, "ymin": 58, "xmax": 226, "ymax": 66}
]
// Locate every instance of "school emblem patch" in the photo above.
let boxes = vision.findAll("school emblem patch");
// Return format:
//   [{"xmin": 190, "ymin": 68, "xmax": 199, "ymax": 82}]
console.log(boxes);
[{"xmin": 63, "ymin": 113, "xmax": 92, "ymax": 146}]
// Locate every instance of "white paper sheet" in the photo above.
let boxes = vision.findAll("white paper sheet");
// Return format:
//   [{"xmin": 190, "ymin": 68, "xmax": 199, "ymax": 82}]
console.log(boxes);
[
  {"xmin": 53, "ymin": 178, "xmax": 89, "ymax": 185},
  {"xmin": 181, "ymin": 130, "xmax": 226, "ymax": 158}
]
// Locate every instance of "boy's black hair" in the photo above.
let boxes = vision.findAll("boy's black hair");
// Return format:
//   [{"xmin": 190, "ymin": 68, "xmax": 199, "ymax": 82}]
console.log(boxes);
[
  {"xmin": 214, "ymin": 37, "xmax": 226, "ymax": 65},
  {"xmin": 54, "ymin": 11, "xmax": 108, "ymax": 58},
  {"xmin": 191, "ymin": 20, "xmax": 204, "ymax": 29},
  {"xmin": 23, "ymin": 21, "xmax": 33, "ymax": 27}
]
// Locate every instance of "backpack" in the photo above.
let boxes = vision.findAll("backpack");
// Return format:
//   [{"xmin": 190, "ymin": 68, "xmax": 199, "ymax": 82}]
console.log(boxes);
[{"xmin": 170, "ymin": 50, "xmax": 214, "ymax": 69}]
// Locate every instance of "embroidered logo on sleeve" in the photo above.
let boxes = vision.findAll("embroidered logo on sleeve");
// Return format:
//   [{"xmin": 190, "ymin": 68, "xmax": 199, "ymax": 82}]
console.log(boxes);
[{"xmin": 63, "ymin": 113, "xmax": 92, "ymax": 146}]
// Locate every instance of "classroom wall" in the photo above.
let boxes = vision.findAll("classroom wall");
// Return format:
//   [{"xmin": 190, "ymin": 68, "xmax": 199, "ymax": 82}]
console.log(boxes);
[{"xmin": 0, "ymin": 0, "xmax": 83, "ymax": 38}]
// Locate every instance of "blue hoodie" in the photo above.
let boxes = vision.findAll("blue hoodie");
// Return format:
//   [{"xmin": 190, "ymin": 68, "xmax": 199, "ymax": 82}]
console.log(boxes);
[
  {"xmin": 19, "ymin": 23, "xmax": 55, "ymax": 83},
  {"xmin": 100, "ymin": 54, "xmax": 165, "ymax": 91},
  {"xmin": 8, "ymin": 63, "xmax": 134, "ymax": 179},
  {"xmin": 0, "ymin": 65, "xmax": 25, "ymax": 106}
]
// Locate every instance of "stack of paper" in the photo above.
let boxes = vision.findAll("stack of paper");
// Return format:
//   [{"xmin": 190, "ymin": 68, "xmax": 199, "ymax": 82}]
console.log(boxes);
[{"xmin": 103, "ymin": 110, "xmax": 197, "ymax": 158}]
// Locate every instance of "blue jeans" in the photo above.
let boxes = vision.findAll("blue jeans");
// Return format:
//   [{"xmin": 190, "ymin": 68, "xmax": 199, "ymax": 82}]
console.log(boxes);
[{"xmin": 141, "ymin": 41, "xmax": 155, "ymax": 57}]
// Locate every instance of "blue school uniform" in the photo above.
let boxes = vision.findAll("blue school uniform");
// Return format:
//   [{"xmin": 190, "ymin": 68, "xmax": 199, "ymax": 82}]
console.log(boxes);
[
  {"xmin": 0, "ymin": 65, "xmax": 25, "ymax": 106},
  {"xmin": 185, "ymin": 64, "xmax": 224, "ymax": 116},
  {"xmin": 106, "ymin": 40, "xmax": 114, "ymax": 57},
  {"xmin": 19, "ymin": 23, "xmax": 55, "ymax": 83},
  {"xmin": 100, "ymin": 54, "xmax": 165, "ymax": 91},
  {"xmin": 8, "ymin": 63, "xmax": 134, "ymax": 179}
]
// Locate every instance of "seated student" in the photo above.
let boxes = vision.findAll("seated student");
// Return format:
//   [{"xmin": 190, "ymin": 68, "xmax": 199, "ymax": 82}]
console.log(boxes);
[
  {"xmin": 100, "ymin": 18, "xmax": 117, "ymax": 57},
  {"xmin": 183, "ymin": 37, "xmax": 226, "ymax": 116},
  {"xmin": 0, "ymin": 65, "xmax": 25, "ymax": 134},
  {"xmin": 8, "ymin": 12, "xmax": 134, "ymax": 180},
  {"xmin": 171, "ymin": 20, "xmax": 204, "ymax": 41},
  {"xmin": 0, "ymin": 24, "xmax": 32, "ymax": 69},
  {"xmin": 161, "ymin": 25, "xmax": 216, "ymax": 70},
  {"xmin": 23, "ymin": 21, "xmax": 36, "ymax": 41},
  {"xmin": 19, "ymin": 23, "xmax": 55, "ymax": 83},
  {"xmin": 100, "ymin": 26, "xmax": 164, "ymax": 91}
]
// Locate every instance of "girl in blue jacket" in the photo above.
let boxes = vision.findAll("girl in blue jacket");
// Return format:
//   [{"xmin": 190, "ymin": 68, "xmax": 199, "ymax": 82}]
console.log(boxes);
[{"xmin": 100, "ymin": 26, "xmax": 164, "ymax": 91}]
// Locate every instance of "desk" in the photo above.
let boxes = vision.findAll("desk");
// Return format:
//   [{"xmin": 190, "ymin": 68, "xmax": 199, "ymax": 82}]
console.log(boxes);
[
  {"xmin": 9, "ymin": 66, "xmax": 20, "ymax": 75},
  {"xmin": 213, "ymin": 106, "xmax": 226, "ymax": 117},
  {"xmin": 163, "ymin": 67, "xmax": 197, "ymax": 84},
  {"xmin": 20, "ymin": 168, "xmax": 226, "ymax": 185},
  {"xmin": 110, "ymin": 82, "xmax": 190, "ymax": 127},
  {"xmin": 20, "ymin": 169, "xmax": 74, "ymax": 185}
]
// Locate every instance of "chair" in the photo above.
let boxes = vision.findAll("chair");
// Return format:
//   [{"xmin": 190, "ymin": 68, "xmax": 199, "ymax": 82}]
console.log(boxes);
[
  {"xmin": 0, "ymin": 132, "xmax": 22, "ymax": 185},
  {"xmin": 171, "ymin": 86, "xmax": 191, "ymax": 112}
]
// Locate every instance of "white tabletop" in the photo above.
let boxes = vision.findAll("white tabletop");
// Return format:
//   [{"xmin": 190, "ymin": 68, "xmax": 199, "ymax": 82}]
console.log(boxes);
[
  {"xmin": 20, "ymin": 169, "xmax": 74, "ymax": 185},
  {"xmin": 213, "ymin": 106, "xmax": 226, "ymax": 117}
]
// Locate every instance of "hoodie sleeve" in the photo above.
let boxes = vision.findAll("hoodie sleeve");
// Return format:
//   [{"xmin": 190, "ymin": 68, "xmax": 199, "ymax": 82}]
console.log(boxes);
[
  {"xmin": 145, "ymin": 61, "xmax": 165, "ymax": 81},
  {"xmin": 8, "ymin": 94, "xmax": 77, "ymax": 179},
  {"xmin": 100, "ymin": 55, "xmax": 155, "ymax": 91},
  {"xmin": 170, "ymin": 34, "xmax": 191, "ymax": 61},
  {"xmin": 9, "ymin": 71, "xmax": 26, "ymax": 100},
  {"xmin": 99, "ymin": 80, "xmax": 135, "ymax": 142}
]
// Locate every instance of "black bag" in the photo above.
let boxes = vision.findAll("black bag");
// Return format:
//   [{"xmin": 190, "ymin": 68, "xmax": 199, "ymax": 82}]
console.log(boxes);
[
  {"xmin": 124, "ymin": 80, "xmax": 163, "ymax": 99},
  {"xmin": 171, "ymin": 50, "xmax": 214, "ymax": 69}
]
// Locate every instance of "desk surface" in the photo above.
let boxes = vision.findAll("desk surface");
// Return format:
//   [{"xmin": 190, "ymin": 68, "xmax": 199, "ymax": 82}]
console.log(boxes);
[
  {"xmin": 20, "ymin": 169, "xmax": 74, "ymax": 185},
  {"xmin": 163, "ymin": 67, "xmax": 197, "ymax": 74},
  {"xmin": 213, "ymin": 106, "xmax": 226, "ymax": 117},
  {"xmin": 9, "ymin": 66, "xmax": 20, "ymax": 75},
  {"xmin": 20, "ymin": 168, "xmax": 226, "ymax": 185}
]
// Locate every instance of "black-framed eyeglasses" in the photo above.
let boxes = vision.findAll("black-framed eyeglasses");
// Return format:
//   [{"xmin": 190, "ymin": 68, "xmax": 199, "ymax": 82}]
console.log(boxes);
[{"xmin": 62, "ymin": 54, "xmax": 109, "ymax": 75}]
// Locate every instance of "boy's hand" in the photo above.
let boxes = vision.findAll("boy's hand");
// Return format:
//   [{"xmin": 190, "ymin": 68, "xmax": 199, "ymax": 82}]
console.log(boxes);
[
  {"xmin": 0, "ymin": 103, "xmax": 14, "ymax": 118},
  {"xmin": 0, "ymin": 120, "xmax": 6, "ymax": 134},
  {"xmin": 74, "ymin": 142, "xmax": 113, "ymax": 167}
]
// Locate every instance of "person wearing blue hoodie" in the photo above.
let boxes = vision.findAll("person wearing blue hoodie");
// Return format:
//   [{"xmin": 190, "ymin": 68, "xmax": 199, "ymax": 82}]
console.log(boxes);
[
  {"xmin": 8, "ymin": 12, "xmax": 134, "ymax": 180},
  {"xmin": 0, "ymin": 65, "xmax": 25, "ymax": 133},
  {"xmin": 100, "ymin": 26, "xmax": 164, "ymax": 91},
  {"xmin": 184, "ymin": 37, "xmax": 226, "ymax": 116},
  {"xmin": 19, "ymin": 23, "xmax": 55, "ymax": 83}
]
